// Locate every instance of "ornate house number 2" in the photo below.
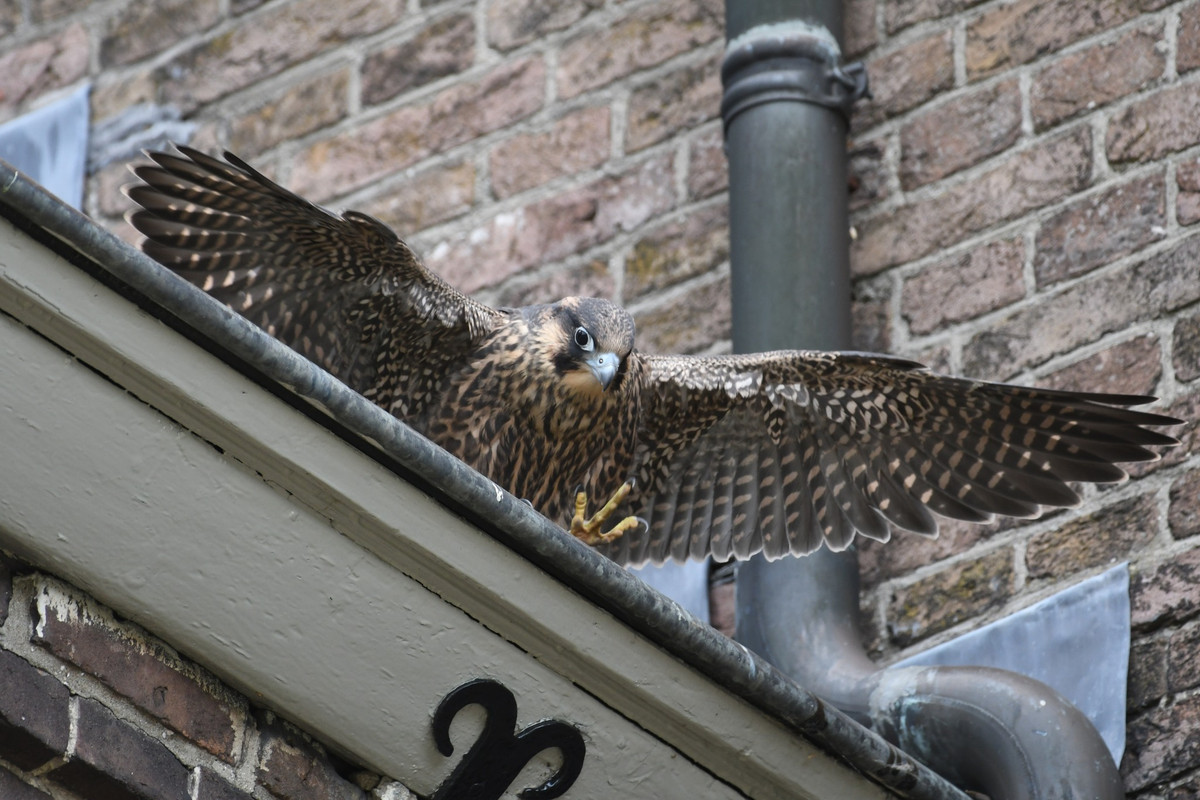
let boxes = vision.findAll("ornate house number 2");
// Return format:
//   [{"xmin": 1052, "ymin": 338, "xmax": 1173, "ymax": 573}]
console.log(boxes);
[{"xmin": 430, "ymin": 678, "xmax": 587, "ymax": 800}]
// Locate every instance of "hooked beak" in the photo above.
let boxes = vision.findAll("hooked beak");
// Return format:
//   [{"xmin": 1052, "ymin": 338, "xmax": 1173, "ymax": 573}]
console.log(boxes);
[{"xmin": 585, "ymin": 351, "xmax": 619, "ymax": 391}]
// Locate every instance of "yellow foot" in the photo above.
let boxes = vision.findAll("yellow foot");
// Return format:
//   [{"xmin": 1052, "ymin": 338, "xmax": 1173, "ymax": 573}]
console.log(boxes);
[{"xmin": 569, "ymin": 479, "xmax": 645, "ymax": 546}]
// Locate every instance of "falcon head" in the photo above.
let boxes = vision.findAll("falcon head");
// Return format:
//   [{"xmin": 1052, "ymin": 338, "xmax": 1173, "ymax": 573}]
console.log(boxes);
[{"xmin": 539, "ymin": 297, "xmax": 635, "ymax": 397}]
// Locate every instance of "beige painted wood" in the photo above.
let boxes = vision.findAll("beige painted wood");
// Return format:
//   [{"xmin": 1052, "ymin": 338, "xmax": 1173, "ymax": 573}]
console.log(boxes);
[{"xmin": 0, "ymin": 217, "xmax": 889, "ymax": 799}]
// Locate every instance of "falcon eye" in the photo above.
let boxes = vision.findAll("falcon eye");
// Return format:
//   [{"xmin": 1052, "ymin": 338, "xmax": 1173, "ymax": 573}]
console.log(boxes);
[{"xmin": 574, "ymin": 326, "xmax": 594, "ymax": 352}]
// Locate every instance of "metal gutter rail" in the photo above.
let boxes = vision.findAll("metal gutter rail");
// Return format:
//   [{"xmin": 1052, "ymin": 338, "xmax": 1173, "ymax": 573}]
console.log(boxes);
[{"xmin": 0, "ymin": 162, "xmax": 969, "ymax": 798}]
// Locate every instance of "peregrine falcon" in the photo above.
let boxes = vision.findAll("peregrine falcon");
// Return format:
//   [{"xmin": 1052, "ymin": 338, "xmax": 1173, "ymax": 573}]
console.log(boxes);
[{"xmin": 126, "ymin": 148, "xmax": 1180, "ymax": 566}]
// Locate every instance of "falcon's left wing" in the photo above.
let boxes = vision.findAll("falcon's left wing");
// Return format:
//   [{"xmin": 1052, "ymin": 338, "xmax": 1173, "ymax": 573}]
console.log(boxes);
[{"xmin": 596, "ymin": 351, "xmax": 1179, "ymax": 566}]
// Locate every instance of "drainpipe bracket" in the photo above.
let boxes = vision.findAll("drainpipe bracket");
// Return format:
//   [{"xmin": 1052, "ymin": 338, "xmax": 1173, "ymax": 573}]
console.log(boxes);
[{"xmin": 721, "ymin": 21, "xmax": 871, "ymax": 129}]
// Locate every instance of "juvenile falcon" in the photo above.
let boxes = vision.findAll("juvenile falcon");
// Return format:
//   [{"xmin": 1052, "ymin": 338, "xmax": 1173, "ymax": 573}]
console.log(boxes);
[{"xmin": 126, "ymin": 147, "xmax": 1180, "ymax": 566}]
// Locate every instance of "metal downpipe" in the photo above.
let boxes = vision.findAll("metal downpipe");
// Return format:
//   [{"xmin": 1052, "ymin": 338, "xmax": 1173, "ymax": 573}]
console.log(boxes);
[{"xmin": 722, "ymin": 3, "xmax": 1124, "ymax": 798}]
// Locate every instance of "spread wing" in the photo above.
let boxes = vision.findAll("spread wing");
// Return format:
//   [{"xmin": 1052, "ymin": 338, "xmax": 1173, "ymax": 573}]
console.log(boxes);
[
  {"xmin": 126, "ymin": 147, "xmax": 500, "ymax": 416},
  {"xmin": 596, "ymin": 351, "xmax": 1179, "ymax": 566}
]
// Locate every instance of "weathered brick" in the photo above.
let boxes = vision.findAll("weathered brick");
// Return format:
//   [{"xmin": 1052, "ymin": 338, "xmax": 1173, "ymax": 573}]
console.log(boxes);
[
  {"xmin": 1174, "ymin": 309, "xmax": 1200, "ymax": 382},
  {"xmin": 633, "ymin": 273, "xmax": 731, "ymax": 355},
  {"xmin": 256, "ymin": 719, "xmax": 366, "ymax": 800},
  {"xmin": 859, "ymin": 519, "xmax": 1002, "ymax": 588},
  {"xmin": 1139, "ymin": 393, "xmax": 1200, "ymax": 479},
  {"xmin": 557, "ymin": 0, "xmax": 723, "ymax": 99},
  {"xmin": 1131, "ymin": 546, "xmax": 1200, "ymax": 630},
  {"xmin": 887, "ymin": 547, "xmax": 1015, "ymax": 646},
  {"xmin": 293, "ymin": 57, "xmax": 544, "ymax": 201},
  {"xmin": 89, "ymin": 69, "xmax": 159, "ymax": 124},
  {"xmin": 963, "ymin": 233, "xmax": 1200, "ymax": 378},
  {"xmin": 1167, "ymin": 622, "xmax": 1200, "ymax": 693},
  {"xmin": 850, "ymin": 281, "xmax": 894, "ymax": 354},
  {"xmin": 1170, "ymin": 469, "xmax": 1200, "ymax": 541},
  {"xmin": 1108, "ymin": 81, "xmax": 1200, "ymax": 165},
  {"xmin": 50, "ymin": 697, "xmax": 191, "ymax": 800},
  {"xmin": 1127, "ymin": 636, "xmax": 1167, "ymax": 710},
  {"xmin": 844, "ymin": 0, "xmax": 877, "ymax": 57},
  {"xmin": 486, "ymin": 0, "xmax": 603, "ymax": 52},
  {"xmin": 1031, "ymin": 23, "xmax": 1165, "ymax": 131},
  {"xmin": 626, "ymin": 52, "xmax": 721, "ymax": 153},
  {"xmin": 160, "ymin": 0, "xmax": 406, "ymax": 111},
  {"xmin": 0, "ymin": 650, "xmax": 70, "ymax": 771},
  {"xmin": 0, "ymin": 0, "xmax": 19, "ymax": 36},
  {"xmin": 1026, "ymin": 494, "xmax": 1159, "ymax": 581},
  {"xmin": 493, "ymin": 259, "xmax": 616, "ymax": 309},
  {"xmin": 196, "ymin": 770, "xmax": 256, "ymax": 800},
  {"xmin": 900, "ymin": 78, "xmax": 1022, "ymax": 189},
  {"xmin": 1039, "ymin": 334, "xmax": 1162, "ymax": 397},
  {"xmin": 1178, "ymin": 160, "xmax": 1200, "ymax": 226},
  {"xmin": 856, "ymin": 31, "xmax": 954, "ymax": 127},
  {"xmin": 425, "ymin": 154, "xmax": 675, "ymax": 293},
  {"xmin": 1033, "ymin": 172, "xmax": 1166, "ymax": 287},
  {"xmin": 1122, "ymin": 693, "xmax": 1200, "ymax": 791},
  {"xmin": 966, "ymin": 0, "xmax": 1139, "ymax": 81},
  {"xmin": 624, "ymin": 202, "xmax": 729, "ymax": 298},
  {"xmin": 687, "ymin": 124, "xmax": 727, "ymax": 200},
  {"xmin": 0, "ymin": 24, "xmax": 89, "ymax": 122},
  {"xmin": 231, "ymin": 69, "xmax": 351, "ymax": 156},
  {"xmin": 0, "ymin": 769, "xmax": 53, "ymax": 800},
  {"xmin": 100, "ymin": 0, "xmax": 221, "ymax": 68},
  {"xmin": 0, "ymin": 555, "xmax": 12, "ymax": 626},
  {"xmin": 360, "ymin": 161, "xmax": 475, "ymax": 234},
  {"xmin": 884, "ymin": 0, "xmax": 982, "ymax": 34},
  {"xmin": 848, "ymin": 136, "xmax": 889, "ymax": 211},
  {"xmin": 901, "ymin": 236, "xmax": 1025, "ymax": 336},
  {"xmin": 853, "ymin": 127, "xmax": 1092, "ymax": 276},
  {"xmin": 1179, "ymin": 2, "xmax": 1200, "ymax": 75},
  {"xmin": 29, "ymin": 0, "xmax": 88, "ymax": 23},
  {"xmin": 32, "ymin": 582, "xmax": 242, "ymax": 761},
  {"xmin": 489, "ymin": 105, "xmax": 610, "ymax": 198},
  {"xmin": 362, "ymin": 14, "xmax": 475, "ymax": 107}
]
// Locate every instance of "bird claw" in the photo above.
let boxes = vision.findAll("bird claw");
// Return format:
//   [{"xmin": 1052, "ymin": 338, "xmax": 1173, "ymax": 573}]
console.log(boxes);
[{"xmin": 570, "ymin": 479, "xmax": 644, "ymax": 546}]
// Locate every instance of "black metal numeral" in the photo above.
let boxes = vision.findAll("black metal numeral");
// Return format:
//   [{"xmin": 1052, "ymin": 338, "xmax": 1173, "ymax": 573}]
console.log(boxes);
[{"xmin": 430, "ymin": 678, "xmax": 586, "ymax": 800}]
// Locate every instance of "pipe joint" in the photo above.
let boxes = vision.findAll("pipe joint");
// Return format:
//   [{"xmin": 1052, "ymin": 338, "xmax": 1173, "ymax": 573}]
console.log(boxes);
[{"xmin": 721, "ymin": 21, "xmax": 871, "ymax": 129}]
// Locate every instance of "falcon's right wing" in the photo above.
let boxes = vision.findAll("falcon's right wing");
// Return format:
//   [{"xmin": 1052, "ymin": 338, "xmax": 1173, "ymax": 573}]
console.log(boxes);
[{"xmin": 127, "ymin": 147, "xmax": 500, "ymax": 411}]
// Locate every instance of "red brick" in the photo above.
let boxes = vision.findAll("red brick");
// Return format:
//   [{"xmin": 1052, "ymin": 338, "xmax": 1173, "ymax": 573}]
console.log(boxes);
[
  {"xmin": 1127, "ymin": 636, "xmax": 1168, "ymax": 710},
  {"xmin": 256, "ymin": 720, "xmax": 366, "ymax": 800},
  {"xmin": 1039, "ymin": 334, "xmax": 1162, "ymax": 396},
  {"xmin": 856, "ymin": 31, "xmax": 954, "ymax": 127},
  {"xmin": 0, "ymin": 650, "xmax": 70, "ymax": 771},
  {"xmin": 486, "ymin": 0, "xmax": 604, "ymax": 52},
  {"xmin": 231, "ymin": 69, "xmax": 351, "ymax": 156},
  {"xmin": 633, "ymin": 273, "xmax": 732, "ymax": 355},
  {"xmin": 1168, "ymin": 622, "xmax": 1200, "ymax": 693},
  {"xmin": 0, "ymin": 24, "xmax": 89, "ymax": 122},
  {"xmin": 100, "ymin": 0, "xmax": 221, "ymax": 68},
  {"xmin": 963, "ymin": 234, "xmax": 1200, "ymax": 378},
  {"xmin": 901, "ymin": 236, "xmax": 1025, "ymax": 335},
  {"xmin": 1171, "ymin": 469, "xmax": 1200, "ymax": 541},
  {"xmin": 850, "ymin": 281, "xmax": 894, "ymax": 353},
  {"xmin": 858, "ymin": 518, "xmax": 1002, "ymax": 588},
  {"xmin": 293, "ymin": 57, "xmax": 544, "ymax": 201},
  {"xmin": 489, "ymin": 105, "xmax": 610, "ymax": 198},
  {"xmin": 557, "ymin": 0, "xmax": 723, "ymax": 99},
  {"xmin": 359, "ymin": 160, "xmax": 475, "ymax": 234},
  {"xmin": 493, "ymin": 259, "xmax": 616, "ymax": 308},
  {"xmin": 1180, "ymin": 2, "xmax": 1200, "ymax": 74},
  {"xmin": 0, "ymin": 770, "xmax": 53, "ymax": 800},
  {"xmin": 425, "ymin": 154, "xmax": 675, "ymax": 293},
  {"xmin": 29, "ymin": 0, "xmax": 88, "ymax": 23},
  {"xmin": 884, "ymin": 0, "xmax": 981, "ymax": 34},
  {"xmin": 1108, "ymin": 81, "xmax": 1200, "ymax": 165},
  {"xmin": 33, "ymin": 584, "xmax": 242, "ymax": 761},
  {"xmin": 362, "ymin": 14, "xmax": 475, "ymax": 107},
  {"xmin": 1142, "ymin": 393, "xmax": 1200, "ymax": 477},
  {"xmin": 887, "ymin": 547, "xmax": 1016, "ymax": 646},
  {"xmin": 626, "ymin": 52, "xmax": 721, "ymax": 153},
  {"xmin": 50, "ymin": 697, "xmax": 191, "ymax": 800},
  {"xmin": 1174, "ymin": 310, "xmax": 1200, "ymax": 382},
  {"xmin": 160, "ymin": 0, "xmax": 406, "ymax": 111},
  {"xmin": 1031, "ymin": 23, "xmax": 1165, "ymax": 131},
  {"xmin": 848, "ymin": 136, "xmax": 889, "ymax": 211},
  {"xmin": 687, "ymin": 124, "xmax": 727, "ymax": 200},
  {"xmin": 1122, "ymin": 693, "xmax": 1200, "ymax": 791},
  {"xmin": 900, "ymin": 78, "xmax": 1022, "ymax": 189},
  {"xmin": 966, "ymin": 0, "xmax": 1139, "ymax": 80},
  {"xmin": 844, "ymin": 0, "xmax": 877, "ymax": 57},
  {"xmin": 1178, "ymin": 161, "xmax": 1200, "ymax": 226},
  {"xmin": 624, "ymin": 202, "xmax": 729, "ymax": 298},
  {"xmin": 853, "ymin": 127, "xmax": 1092, "ymax": 276},
  {"xmin": 1025, "ymin": 494, "xmax": 1159, "ymax": 581},
  {"xmin": 1131, "ymin": 546, "xmax": 1200, "ymax": 630},
  {"xmin": 1034, "ymin": 172, "xmax": 1166, "ymax": 287}
]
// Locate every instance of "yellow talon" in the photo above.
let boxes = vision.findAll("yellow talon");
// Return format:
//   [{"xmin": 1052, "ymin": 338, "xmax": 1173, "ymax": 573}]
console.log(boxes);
[{"xmin": 569, "ymin": 479, "xmax": 644, "ymax": 545}]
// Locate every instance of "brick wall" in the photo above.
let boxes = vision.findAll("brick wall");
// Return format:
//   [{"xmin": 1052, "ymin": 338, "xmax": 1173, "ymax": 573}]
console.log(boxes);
[{"xmin": 1, "ymin": 0, "xmax": 1199, "ymax": 796}]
